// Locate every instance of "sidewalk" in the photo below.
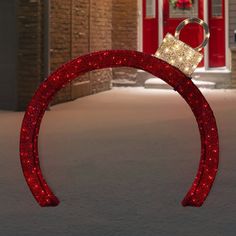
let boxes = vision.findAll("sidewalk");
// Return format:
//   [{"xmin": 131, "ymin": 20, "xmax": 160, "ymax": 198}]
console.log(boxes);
[{"xmin": 0, "ymin": 87, "xmax": 236, "ymax": 236}]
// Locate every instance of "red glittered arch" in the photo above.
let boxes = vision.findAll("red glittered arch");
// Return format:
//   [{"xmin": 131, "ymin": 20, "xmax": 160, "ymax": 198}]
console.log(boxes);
[{"xmin": 20, "ymin": 50, "xmax": 219, "ymax": 207}]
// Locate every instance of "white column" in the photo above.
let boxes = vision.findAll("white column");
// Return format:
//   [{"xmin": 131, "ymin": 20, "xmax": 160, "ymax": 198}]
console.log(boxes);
[
  {"xmin": 158, "ymin": 0, "xmax": 164, "ymax": 46},
  {"xmin": 137, "ymin": 0, "xmax": 143, "ymax": 51},
  {"xmin": 204, "ymin": 0, "xmax": 209, "ymax": 70},
  {"xmin": 225, "ymin": 0, "xmax": 231, "ymax": 70}
]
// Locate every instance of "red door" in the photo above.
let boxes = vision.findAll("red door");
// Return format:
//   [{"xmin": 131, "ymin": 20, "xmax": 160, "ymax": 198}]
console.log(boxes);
[
  {"xmin": 163, "ymin": 0, "xmax": 204, "ymax": 66},
  {"xmin": 209, "ymin": 0, "xmax": 225, "ymax": 67},
  {"xmin": 143, "ymin": 0, "xmax": 158, "ymax": 54}
]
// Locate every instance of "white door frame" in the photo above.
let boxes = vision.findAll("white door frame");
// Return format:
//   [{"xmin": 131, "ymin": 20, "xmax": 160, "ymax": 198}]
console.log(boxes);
[
  {"xmin": 137, "ymin": 0, "xmax": 143, "ymax": 52},
  {"xmin": 138, "ymin": 0, "xmax": 230, "ymax": 70},
  {"xmin": 225, "ymin": 0, "xmax": 230, "ymax": 70}
]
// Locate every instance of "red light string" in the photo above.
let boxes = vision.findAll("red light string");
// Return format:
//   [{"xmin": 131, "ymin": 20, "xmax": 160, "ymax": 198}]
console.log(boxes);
[{"xmin": 20, "ymin": 50, "xmax": 219, "ymax": 207}]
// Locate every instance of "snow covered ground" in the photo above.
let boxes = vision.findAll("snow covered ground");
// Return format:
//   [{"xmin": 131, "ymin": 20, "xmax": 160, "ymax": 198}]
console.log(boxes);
[{"xmin": 0, "ymin": 87, "xmax": 236, "ymax": 236}]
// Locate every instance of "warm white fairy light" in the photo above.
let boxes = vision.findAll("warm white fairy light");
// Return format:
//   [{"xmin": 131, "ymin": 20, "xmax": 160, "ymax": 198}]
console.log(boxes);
[
  {"xmin": 198, "ymin": 56, "xmax": 202, "ymax": 62},
  {"xmin": 185, "ymin": 19, "xmax": 190, "ymax": 24}
]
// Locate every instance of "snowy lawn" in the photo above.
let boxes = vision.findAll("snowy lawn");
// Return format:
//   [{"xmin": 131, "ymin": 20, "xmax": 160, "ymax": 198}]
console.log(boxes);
[{"xmin": 0, "ymin": 87, "xmax": 236, "ymax": 236}]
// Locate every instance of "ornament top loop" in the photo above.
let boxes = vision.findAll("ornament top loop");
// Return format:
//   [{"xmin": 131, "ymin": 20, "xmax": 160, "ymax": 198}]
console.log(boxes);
[{"xmin": 174, "ymin": 18, "xmax": 210, "ymax": 52}]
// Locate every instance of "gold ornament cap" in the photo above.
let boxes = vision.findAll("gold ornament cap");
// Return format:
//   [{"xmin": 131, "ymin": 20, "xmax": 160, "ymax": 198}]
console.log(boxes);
[{"xmin": 155, "ymin": 18, "xmax": 210, "ymax": 77}]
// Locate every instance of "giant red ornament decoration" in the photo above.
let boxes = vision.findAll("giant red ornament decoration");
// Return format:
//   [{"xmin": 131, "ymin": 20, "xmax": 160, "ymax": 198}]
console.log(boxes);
[{"xmin": 19, "ymin": 18, "xmax": 219, "ymax": 207}]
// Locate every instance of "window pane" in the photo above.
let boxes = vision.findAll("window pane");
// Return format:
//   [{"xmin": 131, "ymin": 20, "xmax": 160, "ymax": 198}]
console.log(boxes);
[
  {"xmin": 146, "ymin": 0, "xmax": 156, "ymax": 18},
  {"xmin": 169, "ymin": 0, "xmax": 198, "ymax": 18},
  {"xmin": 212, "ymin": 0, "xmax": 222, "ymax": 17}
]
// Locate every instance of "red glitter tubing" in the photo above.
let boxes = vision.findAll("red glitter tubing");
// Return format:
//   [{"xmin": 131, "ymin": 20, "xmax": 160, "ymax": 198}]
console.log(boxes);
[{"xmin": 19, "ymin": 50, "xmax": 219, "ymax": 207}]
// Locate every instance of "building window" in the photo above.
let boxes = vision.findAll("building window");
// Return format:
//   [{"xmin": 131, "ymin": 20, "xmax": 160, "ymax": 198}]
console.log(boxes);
[
  {"xmin": 212, "ymin": 0, "xmax": 222, "ymax": 17},
  {"xmin": 146, "ymin": 0, "xmax": 156, "ymax": 18}
]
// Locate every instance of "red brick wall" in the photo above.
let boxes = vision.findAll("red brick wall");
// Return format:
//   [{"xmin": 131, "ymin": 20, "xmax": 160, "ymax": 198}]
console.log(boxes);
[
  {"xmin": 16, "ymin": 0, "xmax": 112, "ymax": 110},
  {"xmin": 50, "ymin": 0, "xmax": 72, "ymax": 104},
  {"xmin": 112, "ymin": 0, "xmax": 138, "ymax": 81},
  {"xmin": 16, "ymin": 0, "xmax": 137, "ymax": 110},
  {"xmin": 70, "ymin": 0, "xmax": 91, "ymax": 99},
  {"xmin": 50, "ymin": 0, "xmax": 112, "ymax": 104},
  {"xmin": 17, "ymin": 0, "xmax": 44, "ymax": 110},
  {"xmin": 231, "ymin": 49, "xmax": 236, "ymax": 88},
  {"xmin": 90, "ymin": 0, "xmax": 112, "ymax": 93},
  {"xmin": 71, "ymin": 0, "xmax": 90, "ymax": 57}
]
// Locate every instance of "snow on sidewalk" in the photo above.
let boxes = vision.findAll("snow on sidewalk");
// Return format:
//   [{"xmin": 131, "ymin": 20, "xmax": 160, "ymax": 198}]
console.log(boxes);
[{"xmin": 0, "ymin": 87, "xmax": 236, "ymax": 236}]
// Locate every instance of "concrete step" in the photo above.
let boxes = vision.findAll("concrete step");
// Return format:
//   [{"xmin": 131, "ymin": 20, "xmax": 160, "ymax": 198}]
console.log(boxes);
[
  {"xmin": 193, "ymin": 68, "xmax": 231, "ymax": 88},
  {"xmin": 145, "ymin": 78, "xmax": 216, "ymax": 89},
  {"xmin": 112, "ymin": 79, "xmax": 137, "ymax": 87},
  {"xmin": 136, "ymin": 68, "xmax": 231, "ymax": 88},
  {"xmin": 113, "ymin": 67, "xmax": 230, "ymax": 89}
]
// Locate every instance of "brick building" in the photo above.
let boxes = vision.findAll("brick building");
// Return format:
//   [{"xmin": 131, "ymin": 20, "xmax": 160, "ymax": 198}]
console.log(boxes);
[{"xmin": 0, "ymin": 0, "xmax": 235, "ymax": 110}]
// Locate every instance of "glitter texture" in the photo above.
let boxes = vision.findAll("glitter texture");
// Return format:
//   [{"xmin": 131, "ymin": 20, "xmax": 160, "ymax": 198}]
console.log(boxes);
[
  {"xmin": 155, "ymin": 33, "xmax": 203, "ymax": 77},
  {"xmin": 19, "ymin": 50, "xmax": 219, "ymax": 207}
]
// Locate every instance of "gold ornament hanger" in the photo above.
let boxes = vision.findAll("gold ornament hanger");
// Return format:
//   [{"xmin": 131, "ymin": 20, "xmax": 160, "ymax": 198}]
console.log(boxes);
[{"xmin": 155, "ymin": 18, "xmax": 210, "ymax": 77}]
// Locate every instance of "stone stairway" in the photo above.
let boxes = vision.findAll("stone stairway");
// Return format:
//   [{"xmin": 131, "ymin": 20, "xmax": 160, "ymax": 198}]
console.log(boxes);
[
  {"xmin": 144, "ymin": 78, "xmax": 216, "ymax": 89},
  {"xmin": 136, "ymin": 69, "xmax": 231, "ymax": 89},
  {"xmin": 112, "ymin": 68, "xmax": 231, "ymax": 89}
]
